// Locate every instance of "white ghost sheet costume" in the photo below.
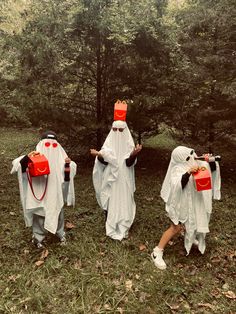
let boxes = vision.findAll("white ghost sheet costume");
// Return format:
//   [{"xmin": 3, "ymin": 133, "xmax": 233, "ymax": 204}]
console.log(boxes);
[
  {"xmin": 160, "ymin": 146, "xmax": 221, "ymax": 255},
  {"xmin": 92, "ymin": 120, "xmax": 136, "ymax": 240},
  {"xmin": 11, "ymin": 138, "xmax": 76, "ymax": 234}
]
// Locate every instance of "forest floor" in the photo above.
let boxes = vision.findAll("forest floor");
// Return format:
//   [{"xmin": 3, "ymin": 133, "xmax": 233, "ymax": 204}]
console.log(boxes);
[{"xmin": 0, "ymin": 128, "xmax": 235, "ymax": 314}]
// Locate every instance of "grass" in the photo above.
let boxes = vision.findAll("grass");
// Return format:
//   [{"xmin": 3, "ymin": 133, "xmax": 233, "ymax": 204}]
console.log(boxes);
[
  {"xmin": 0, "ymin": 128, "xmax": 235, "ymax": 313},
  {"xmin": 144, "ymin": 131, "xmax": 177, "ymax": 150}
]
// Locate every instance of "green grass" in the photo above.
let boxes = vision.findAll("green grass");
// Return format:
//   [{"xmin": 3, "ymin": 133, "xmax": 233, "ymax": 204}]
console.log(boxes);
[
  {"xmin": 0, "ymin": 128, "xmax": 235, "ymax": 313},
  {"xmin": 144, "ymin": 131, "xmax": 177, "ymax": 150}
]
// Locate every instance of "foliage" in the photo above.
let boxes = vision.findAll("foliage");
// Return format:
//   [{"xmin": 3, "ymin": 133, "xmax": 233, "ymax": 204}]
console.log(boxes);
[
  {"xmin": 164, "ymin": 0, "xmax": 236, "ymax": 148},
  {"xmin": 0, "ymin": 0, "xmax": 235, "ymax": 152}
]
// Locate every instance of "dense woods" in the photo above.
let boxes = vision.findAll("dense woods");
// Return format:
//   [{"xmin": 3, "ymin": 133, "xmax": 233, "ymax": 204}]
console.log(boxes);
[{"xmin": 0, "ymin": 0, "xmax": 235, "ymax": 150}]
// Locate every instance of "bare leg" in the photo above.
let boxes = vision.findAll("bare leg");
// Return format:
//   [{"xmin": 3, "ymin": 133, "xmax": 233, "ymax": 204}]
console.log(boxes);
[
  {"xmin": 151, "ymin": 223, "xmax": 182, "ymax": 270},
  {"xmin": 158, "ymin": 223, "xmax": 182, "ymax": 250}
]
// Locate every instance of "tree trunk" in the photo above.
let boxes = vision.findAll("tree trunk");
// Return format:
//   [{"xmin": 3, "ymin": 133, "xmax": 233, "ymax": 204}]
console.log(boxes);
[{"xmin": 96, "ymin": 32, "xmax": 102, "ymax": 148}]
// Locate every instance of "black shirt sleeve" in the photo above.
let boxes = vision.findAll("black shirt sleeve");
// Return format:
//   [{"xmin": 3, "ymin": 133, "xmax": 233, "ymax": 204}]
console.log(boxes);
[
  {"xmin": 209, "ymin": 161, "xmax": 216, "ymax": 172},
  {"xmin": 98, "ymin": 155, "xmax": 108, "ymax": 165},
  {"xmin": 181, "ymin": 172, "xmax": 191, "ymax": 189},
  {"xmin": 126, "ymin": 154, "xmax": 137, "ymax": 167},
  {"xmin": 64, "ymin": 163, "xmax": 70, "ymax": 181},
  {"xmin": 20, "ymin": 155, "xmax": 29, "ymax": 173}
]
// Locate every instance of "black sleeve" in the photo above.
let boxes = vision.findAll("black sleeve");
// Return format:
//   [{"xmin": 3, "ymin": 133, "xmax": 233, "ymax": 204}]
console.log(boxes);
[
  {"xmin": 181, "ymin": 172, "xmax": 191, "ymax": 189},
  {"xmin": 98, "ymin": 155, "xmax": 108, "ymax": 165},
  {"xmin": 209, "ymin": 161, "xmax": 216, "ymax": 172},
  {"xmin": 126, "ymin": 154, "xmax": 137, "ymax": 167},
  {"xmin": 20, "ymin": 155, "xmax": 29, "ymax": 173},
  {"xmin": 64, "ymin": 163, "xmax": 70, "ymax": 182}
]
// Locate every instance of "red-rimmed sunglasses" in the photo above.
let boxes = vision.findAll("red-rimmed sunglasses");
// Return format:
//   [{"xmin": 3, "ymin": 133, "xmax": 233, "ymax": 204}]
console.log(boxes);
[
  {"xmin": 45, "ymin": 142, "xmax": 58, "ymax": 148},
  {"xmin": 112, "ymin": 127, "xmax": 125, "ymax": 132}
]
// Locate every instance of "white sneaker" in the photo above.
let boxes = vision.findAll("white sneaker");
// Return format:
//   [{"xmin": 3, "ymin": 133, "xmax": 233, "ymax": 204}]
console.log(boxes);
[
  {"xmin": 32, "ymin": 236, "xmax": 44, "ymax": 249},
  {"xmin": 36, "ymin": 242, "xmax": 44, "ymax": 249},
  {"xmin": 60, "ymin": 236, "xmax": 67, "ymax": 246},
  {"xmin": 151, "ymin": 248, "xmax": 167, "ymax": 270}
]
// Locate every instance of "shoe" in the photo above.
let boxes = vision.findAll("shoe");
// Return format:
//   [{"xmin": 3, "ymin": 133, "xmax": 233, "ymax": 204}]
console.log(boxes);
[
  {"xmin": 36, "ymin": 242, "xmax": 44, "ymax": 249},
  {"xmin": 60, "ymin": 236, "xmax": 66, "ymax": 246},
  {"xmin": 151, "ymin": 248, "xmax": 167, "ymax": 270},
  {"xmin": 32, "ymin": 236, "xmax": 44, "ymax": 249}
]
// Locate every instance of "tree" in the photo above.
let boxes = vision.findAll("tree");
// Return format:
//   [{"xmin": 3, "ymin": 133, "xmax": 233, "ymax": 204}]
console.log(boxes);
[{"xmin": 165, "ymin": 0, "xmax": 236, "ymax": 148}]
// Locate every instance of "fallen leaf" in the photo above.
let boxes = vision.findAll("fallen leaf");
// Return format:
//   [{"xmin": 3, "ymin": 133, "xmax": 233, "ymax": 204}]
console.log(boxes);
[
  {"xmin": 216, "ymin": 273, "xmax": 225, "ymax": 280},
  {"xmin": 35, "ymin": 260, "xmax": 44, "ymax": 267},
  {"xmin": 19, "ymin": 297, "xmax": 31, "ymax": 304},
  {"xmin": 139, "ymin": 292, "xmax": 150, "ymax": 302},
  {"xmin": 222, "ymin": 290, "xmax": 236, "ymax": 299},
  {"xmin": 40, "ymin": 249, "xmax": 49, "ymax": 260},
  {"xmin": 74, "ymin": 260, "xmax": 82, "ymax": 270},
  {"xmin": 226, "ymin": 250, "xmax": 236, "ymax": 260},
  {"xmin": 222, "ymin": 283, "xmax": 229, "ymax": 290},
  {"xmin": 8, "ymin": 274, "xmax": 21, "ymax": 282},
  {"xmin": 197, "ymin": 303, "xmax": 215, "ymax": 310},
  {"xmin": 125, "ymin": 279, "xmax": 133, "ymax": 291},
  {"xmin": 96, "ymin": 261, "xmax": 102, "ymax": 269},
  {"xmin": 211, "ymin": 288, "xmax": 221, "ymax": 298},
  {"xmin": 210, "ymin": 256, "xmax": 221, "ymax": 263},
  {"xmin": 165, "ymin": 302, "xmax": 180, "ymax": 310},
  {"xmin": 93, "ymin": 305, "xmax": 101, "ymax": 313},
  {"xmin": 112, "ymin": 279, "xmax": 120, "ymax": 287},
  {"xmin": 65, "ymin": 222, "xmax": 76, "ymax": 229},
  {"xmin": 139, "ymin": 244, "xmax": 147, "ymax": 251},
  {"xmin": 182, "ymin": 302, "xmax": 191, "ymax": 311},
  {"xmin": 104, "ymin": 304, "xmax": 111, "ymax": 310}
]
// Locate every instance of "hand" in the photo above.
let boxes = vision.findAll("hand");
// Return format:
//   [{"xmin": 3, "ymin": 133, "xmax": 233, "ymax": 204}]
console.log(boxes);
[
  {"xmin": 90, "ymin": 149, "xmax": 100, "ymax": 157},
  {"xmin": 28, "ymin": 151, "xmax": 40, "ymax": 158},
  {"xmin": 188, "ymin": 166, "xmax": 199, "ymax": 175},
  {"xmin": 203, "ymin": 153, "xmax": 212, "ymax": 162},
  {"xmin": 131, "ymin": 144, "xmax": 142, "ymax": 156},
  {"xmin": 65, "ymin": 157, "xmax": 71, "ymax": 163}
]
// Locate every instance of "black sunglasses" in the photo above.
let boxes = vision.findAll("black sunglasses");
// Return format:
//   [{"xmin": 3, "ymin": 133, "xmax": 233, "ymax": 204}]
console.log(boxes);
[{"xmin": 112, "ymin": 127, "xmax": 125, "ymax": 132}]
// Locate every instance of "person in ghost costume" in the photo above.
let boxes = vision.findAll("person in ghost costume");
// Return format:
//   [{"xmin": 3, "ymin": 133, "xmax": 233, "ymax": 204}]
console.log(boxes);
[
  {"xmin": 11, "ymin": 131, "xmax": 76, "ymax": 248},
  {"xmin": 90, "ymin": 120, "xmax": 142, "ymax": 241},
  {"xmin": 151, "ymin": 146, "xmax": 221, "ymax": 270}
]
